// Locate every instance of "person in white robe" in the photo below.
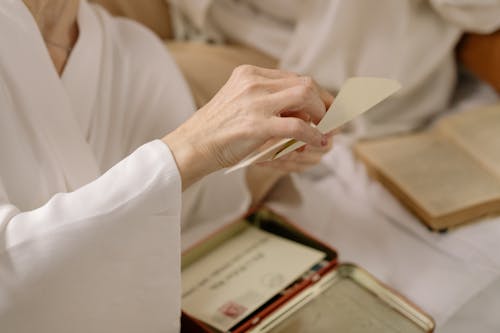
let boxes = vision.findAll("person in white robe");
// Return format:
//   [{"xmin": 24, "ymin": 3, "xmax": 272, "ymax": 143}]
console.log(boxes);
[
  {"xmin": 0, "ymin": 1, "xmax": 335, "ymax": 332},
  {"xmin": 169, "ymin": 1, "xmax": 500, "ymax": 331}
]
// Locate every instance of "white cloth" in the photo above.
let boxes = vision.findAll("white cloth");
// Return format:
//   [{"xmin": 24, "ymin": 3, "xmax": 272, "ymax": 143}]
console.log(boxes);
[
  {"xmin": 169, "ymin": 0, "xmax": 500, "ymax": 138},
  {"xmin": 0, "ymin": 1, "xmax": 250, "ymax": 332}
]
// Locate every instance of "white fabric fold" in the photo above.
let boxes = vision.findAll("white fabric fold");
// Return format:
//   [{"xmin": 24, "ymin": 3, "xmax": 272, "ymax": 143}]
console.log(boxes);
[
  {"xmin": 0, "ymin": 1, "xmax": 200, "ymax": 331},
  {"xmin": 0, "ymin": 141, "xmax": 183, "ymax": 332}
]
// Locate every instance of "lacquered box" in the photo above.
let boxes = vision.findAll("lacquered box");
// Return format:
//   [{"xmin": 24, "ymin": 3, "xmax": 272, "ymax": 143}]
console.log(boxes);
[{"xmin": 181, "ymin": 208, "xmax": 435, "ymax": 333}]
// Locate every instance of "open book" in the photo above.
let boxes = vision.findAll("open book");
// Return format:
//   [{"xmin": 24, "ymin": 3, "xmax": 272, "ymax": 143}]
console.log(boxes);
[{"xmin": 354, "ymin": 104, "xmax": 500, "ymax": 231}]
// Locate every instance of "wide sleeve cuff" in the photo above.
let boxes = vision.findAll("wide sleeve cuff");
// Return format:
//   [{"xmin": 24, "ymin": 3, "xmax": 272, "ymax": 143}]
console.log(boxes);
[{"xmin": 3, "ymin": 139, "xmax": 181, "ymax": 250}]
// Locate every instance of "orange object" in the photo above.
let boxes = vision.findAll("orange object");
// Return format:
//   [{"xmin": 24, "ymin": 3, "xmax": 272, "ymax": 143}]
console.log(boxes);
[{"xmin": 458, "ymin": 31, "xmax": 500, "ymax": 94}]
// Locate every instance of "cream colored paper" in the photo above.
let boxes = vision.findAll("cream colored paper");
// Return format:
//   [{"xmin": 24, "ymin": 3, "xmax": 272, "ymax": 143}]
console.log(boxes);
[
  {"xmin": 225, "ymin": 138, "xmax": 290, "ymax": 173},
  {"xmin": 226, "ymin": 77, "xmax": 401, "ymax": 173},
  {"xmin": 181, "ymin": 226, "xmax": 325, "ymax": 332},
  {"xmin": 275, "ymin": 77, "xmax": 401, "ymax": 158}
]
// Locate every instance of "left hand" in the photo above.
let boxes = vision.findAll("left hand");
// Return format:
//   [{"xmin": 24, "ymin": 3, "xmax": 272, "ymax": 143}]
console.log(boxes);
[
  {"xmin": 245, "ymin": 133, "xmax": 334, "ymax": 206},
  {"xmin": 256, "ymin": 134, "xmax": 334, "ymax": 173}
]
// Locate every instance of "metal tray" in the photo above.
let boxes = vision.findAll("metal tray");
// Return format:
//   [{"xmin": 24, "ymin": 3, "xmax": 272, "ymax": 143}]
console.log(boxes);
[{"xmin": 251, "ymin": 263, "xmax": 435, "ymax": 333}]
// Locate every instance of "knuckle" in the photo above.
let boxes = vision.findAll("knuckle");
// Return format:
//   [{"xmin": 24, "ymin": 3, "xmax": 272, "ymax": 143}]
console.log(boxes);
[
  {"xmin": 250, "ymin": 97, "xmax": 269, "ymax": 112},
  {"xmin": 288, "ymin": 119, "xmax": 304, "ymax": 135},
  {"xmin": 297, "ymin": 83, "xmax": 313, "ymax": 100},
  {"xmin": 242, "ymin": 79, "xmax": 262, "ymax": 93},
  {"xmin": 284, "ymin": 70, "xmax": 299, "ymax": 78},
  {"xmin": 233, "ymin": 64, "xmax": 255, "ymax": 77},
  {"xmin": 294, "ymin": 86, "xmax": 309, "ymax": 100},
  {"xmin": 301, "ymin": 76, "xmax": 315, "ymax": 90}
]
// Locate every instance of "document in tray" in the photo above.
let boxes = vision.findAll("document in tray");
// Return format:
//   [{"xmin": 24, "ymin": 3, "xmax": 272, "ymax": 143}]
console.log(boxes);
[
  {"xmin": 181, "ymin": 226, "xmax": 326, "ymax": 332},
  {"xmin": 225, "ymin": 77, "xmax": 401, "ymax": 173}
]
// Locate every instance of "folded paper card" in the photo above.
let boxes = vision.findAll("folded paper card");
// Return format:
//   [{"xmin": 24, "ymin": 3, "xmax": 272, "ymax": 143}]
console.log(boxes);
[{"xmin": 225, "ymin": 77, "xmax": 401, "ymax": 174}]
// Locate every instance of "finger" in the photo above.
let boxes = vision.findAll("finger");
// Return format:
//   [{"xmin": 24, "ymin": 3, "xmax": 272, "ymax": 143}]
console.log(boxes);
[
  {"xmin": 299, "ymin": 77, "xmax": 334, "ymax": 109},
  {"xmin": 257, "ymin": 76, "xmax": 313, "ymax": 93},
  {"xmin": 232, "ymin": 65, "xmax": 298, "ymax": 80},
  {"xmin": 296, "ymin": 153, "xmax": 324, "ymax": 165},
  {"xmin": 265, "ymin": 85, "xmax": 326, "ymax": 124},
  {"xmin": 248, "ymin": 66, "xmax": 299, "ymax": 79},
  {"xmin": 257, "ymin": 160, "xmax": 308, "ymax": 173},
  {"xmin": 232, "ymin": 66, "xmax": 333, "ymax": 114},
  {"xmin": 263, "ymin": 76, "xmax": 334, "ymax": 110},
  {"xmin": 298, "ymin": 76, "xmax": 333, "ymax": 110},
  {"xmin": 296, "ymin": 146, "xmax": 330, "ymax": 159},
  {"xmin": 267, "ymin": 117, "xmax": 325, "ymax": 147},
  {"xmin": 325, "ymin": 128, "xmax": 340, "ymax": 137},
  {"xmin": 288, "ymin": 137, "xmax": 332, "ymax": 155},
  {"xmin": 301, "ymin": 137, "xmax": 333, "ymax": 153},
  {"xmin": 280, "ymin": 110, "xmax": 311, "ymax": 122},
  {"xmin": 277, "ymin": 150, "xmax": 324, "ymax": 165},
  {"xmin": 319, "ymin": 88, "xmax": 335, "ymax": 109}
]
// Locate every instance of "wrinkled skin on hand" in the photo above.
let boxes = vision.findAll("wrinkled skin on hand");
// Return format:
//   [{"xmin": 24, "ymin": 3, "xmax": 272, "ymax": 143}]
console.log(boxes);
[
  {"xmin": 163, "ymin": 65, "xmax": 333, "ymax": 189},
  {"xmin": 257, "ymin": 133, "xmax": 334, "ymax": 173}
]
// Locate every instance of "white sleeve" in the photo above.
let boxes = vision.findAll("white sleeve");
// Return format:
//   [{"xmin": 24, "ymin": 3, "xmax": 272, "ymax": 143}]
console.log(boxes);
[
  {"xmin": 0, "ymin": 140, "xmax": 183, "ymax": 333},
  {"xmin": 430, "ymin": 0, "xmax": 500, "ymax": 33}
]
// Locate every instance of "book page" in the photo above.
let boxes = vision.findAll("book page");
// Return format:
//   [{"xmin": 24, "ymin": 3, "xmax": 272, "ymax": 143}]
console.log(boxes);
[
  {"xmin": 181, "ymin": 226, "xmax": 326, "ymax": 332},
  {"xmin": 438, "ymin": 104, "xmax": 500, "ymax": 179},
  {"xmin": 355, "ymin": 133, "xmax": 500, "ymax": 219}
]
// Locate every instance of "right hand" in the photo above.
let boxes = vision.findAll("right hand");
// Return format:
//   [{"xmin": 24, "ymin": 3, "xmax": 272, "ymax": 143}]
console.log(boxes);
[{"xmin": 163, "ymin": 65, "xmax": 333, "ymax": 189}]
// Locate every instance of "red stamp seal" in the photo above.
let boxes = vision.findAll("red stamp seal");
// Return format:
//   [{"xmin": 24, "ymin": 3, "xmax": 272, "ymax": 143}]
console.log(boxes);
[{"xmin": 219, "ymin": 301, "xmax": 247, "ymax": 319}]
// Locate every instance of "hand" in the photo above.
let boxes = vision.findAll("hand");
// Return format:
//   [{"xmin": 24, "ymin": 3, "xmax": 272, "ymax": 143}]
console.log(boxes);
[
  {"xmin": 245, "ymin": 132, "xmax": 334, "ymax": 206},
  {"xmin": 256, "ymin": 134, "xmax": 334, "ymax": 173},
  {"xmin": 163, "ymin": 65, "xmax": 333, "ymax": 189}
]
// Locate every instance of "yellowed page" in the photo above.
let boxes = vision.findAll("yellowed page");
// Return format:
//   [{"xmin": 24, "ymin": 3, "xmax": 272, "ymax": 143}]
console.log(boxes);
[
  {"xmin": 437, "ymin": 104, "xmax": 500, "ymax": 179},
  {"xmin": 355, "ymin": 133, "xmax": 500, "ymax": 220}
]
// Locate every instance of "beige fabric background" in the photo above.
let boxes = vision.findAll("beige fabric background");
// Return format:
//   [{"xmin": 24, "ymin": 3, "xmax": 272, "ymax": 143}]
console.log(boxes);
[
  {"xmin": 167, "ymin": 42, "xmax": 277, "ymax": 106},
  {"xmin": 91, "ymin": 0, "xmax": 173, "ymax": 39}
]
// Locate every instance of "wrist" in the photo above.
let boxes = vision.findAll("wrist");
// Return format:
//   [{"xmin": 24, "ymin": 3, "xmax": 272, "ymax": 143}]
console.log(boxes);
[{"xmin": 162, "ymin": 129, "xmax": 209, "ymax": 190}]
